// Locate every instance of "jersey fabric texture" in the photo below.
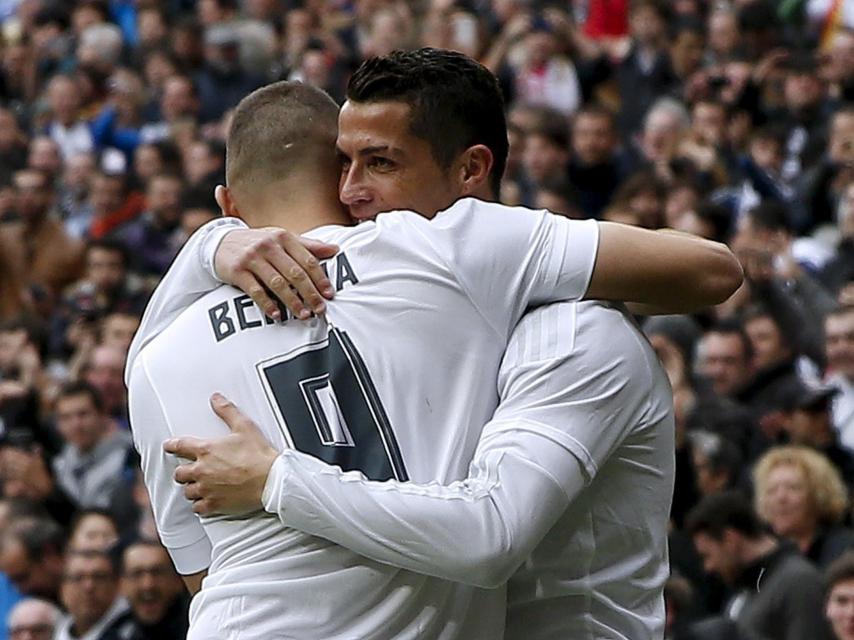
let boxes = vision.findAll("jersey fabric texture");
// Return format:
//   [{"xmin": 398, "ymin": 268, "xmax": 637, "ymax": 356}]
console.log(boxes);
[
  {"xmin": 127, "ymin": 198, "xmax": 599, "ymax": 639},
  {"xmin": 260, "ymin": 301, "xmax": 675, "ymax": 640}
]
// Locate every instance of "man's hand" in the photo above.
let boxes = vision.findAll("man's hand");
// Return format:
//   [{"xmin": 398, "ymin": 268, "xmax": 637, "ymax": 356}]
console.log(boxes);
[
  {"xmin": 215, "ymin": 227, "xmax": 339, "ymax": 321},
  {"xmin": 0, "ymin": 446, "xmax": 54, "ymax": 499},
  {"xmin": 163, "ymin": 394, "xmax": 279, "ymax": 516}
]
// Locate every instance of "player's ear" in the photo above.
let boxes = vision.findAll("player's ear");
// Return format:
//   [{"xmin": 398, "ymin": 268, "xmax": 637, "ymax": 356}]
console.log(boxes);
[
  {"xmin": 457, "ymin": 144, "xmax": 493, "ymax": 197},
  {"xmin": 214, "ymin": 185, "xmax": 241, "ymax": 219}
]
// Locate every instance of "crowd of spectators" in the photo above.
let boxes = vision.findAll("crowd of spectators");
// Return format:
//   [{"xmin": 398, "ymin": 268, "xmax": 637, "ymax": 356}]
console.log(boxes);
[{"xmin": 0, "ymin": 0, "xmax": 853, "ymax": 639}]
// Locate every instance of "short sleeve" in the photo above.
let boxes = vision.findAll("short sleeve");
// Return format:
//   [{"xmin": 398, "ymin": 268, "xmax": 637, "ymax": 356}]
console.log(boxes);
[{"xmin": 406, "ymin": 199, "xmax": 599, "ymax": 339}]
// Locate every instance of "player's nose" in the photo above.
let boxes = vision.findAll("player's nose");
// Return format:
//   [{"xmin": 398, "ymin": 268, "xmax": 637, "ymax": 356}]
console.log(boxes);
[{"xmin": 339, "ymin": 170, "xmax": 371, "ymax": 208}]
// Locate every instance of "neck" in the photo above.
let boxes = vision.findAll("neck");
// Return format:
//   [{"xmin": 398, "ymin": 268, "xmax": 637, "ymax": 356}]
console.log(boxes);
[{"xmin": 241, "ymin": 186, "xmax": 350, "ymax": 234}]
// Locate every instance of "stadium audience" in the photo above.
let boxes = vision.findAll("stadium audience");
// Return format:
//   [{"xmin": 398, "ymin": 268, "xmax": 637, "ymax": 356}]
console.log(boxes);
[{"xmin": 0, "ymin": 1, "xmax": 851, "ymax": 636}]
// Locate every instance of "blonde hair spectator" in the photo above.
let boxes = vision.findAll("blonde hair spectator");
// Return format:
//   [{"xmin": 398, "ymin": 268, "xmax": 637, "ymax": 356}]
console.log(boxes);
[{"xmin": 754, "ymin": 446, "xmax": 854, "ymax": 569}]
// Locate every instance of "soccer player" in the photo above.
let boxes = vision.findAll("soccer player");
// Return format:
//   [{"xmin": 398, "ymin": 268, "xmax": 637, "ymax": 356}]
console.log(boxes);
[{"xmin": 129, "ymin": 56, "xmax": 738, "ymax": 640}]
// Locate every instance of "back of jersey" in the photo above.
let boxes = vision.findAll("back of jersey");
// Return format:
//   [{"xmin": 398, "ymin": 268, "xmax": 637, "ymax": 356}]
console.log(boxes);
[{"xmin": 128, "ymin": 199, "xmax": 599, "ymax": 640}]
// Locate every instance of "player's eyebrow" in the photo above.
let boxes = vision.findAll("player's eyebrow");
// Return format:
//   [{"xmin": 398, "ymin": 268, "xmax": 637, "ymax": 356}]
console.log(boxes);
[{"xmin": 356, "ymin": 145, "xmax": 404, "ymax": 158}]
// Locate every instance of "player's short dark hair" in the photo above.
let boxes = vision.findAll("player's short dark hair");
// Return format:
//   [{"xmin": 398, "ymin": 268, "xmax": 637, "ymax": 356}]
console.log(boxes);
[
  {"xmin": 226, "ymin": 81, "xmax": 339, "ymax": 201},
  {"xmin": 56, "ymin": 380, "xmax": 104, "ymax": 414},
  {"xmin": 705, "ymin": 318, "xmax": 755, "ymax": 361},
  {"xmin": 685, "ymin": 490, "xmax": 765, "ymax": 540},
  {"xmin": 826, "ymin": 552, "xmax": 854, "ymax": 600},
  {"xmin": 347, "ymin": 48, "xmax": 508, "ymax": 196}
]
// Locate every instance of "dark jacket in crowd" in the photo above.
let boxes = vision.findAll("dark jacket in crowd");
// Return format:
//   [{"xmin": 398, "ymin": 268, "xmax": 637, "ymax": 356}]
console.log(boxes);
[
  {"xmin": 726, "ymin": 541, "xmax": 833, "ymax": 640},
  {"xmin": 114, "ymin": 595, "xmax": 190, "ymax": 640}
]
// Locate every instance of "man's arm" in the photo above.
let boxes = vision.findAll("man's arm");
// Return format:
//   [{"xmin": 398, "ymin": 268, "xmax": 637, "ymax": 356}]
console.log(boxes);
[
  {"xmin": 215, "ymin": 211, "xmax": 741, "ymax": 322},
  {"xmin": 127, "ymin": 358, "xmax": 213, "ymax": 577},
  {"xmin": 587, "ymin": 223, "xmax": 742, "ymax": 313},
  {"xmin": 167, "ymin": 304, "xmax": 661, "ymax": 588}
]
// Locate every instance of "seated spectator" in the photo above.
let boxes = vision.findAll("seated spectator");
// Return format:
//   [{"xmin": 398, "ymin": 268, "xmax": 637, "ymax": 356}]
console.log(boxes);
[
  {"xmin": 43, "ymin": 75, "xmax": 93, "ymax": 160},
  {"xmin": 26, "ymin": 137, "xmax": 63, "ymax": 182},
  {"xmin": 99, "ymin": 312, "xmax": 139, "ymax": 355},
  {"xmin": 696, "ymin": 319, "xmax": 756, "ymax": 401},
  {"xmin": 825, "ymin": 305, "xmax": 854, "ymax": 448},
  {"xmin": 5, "ymin": 598, "xmax": 60, "ymax": 640},
  {"xmin": 0, "ymin": 517, "xmax": 65, "ymax": 603},
  {"xmin": 779, "ymin": 380, "xmax": 854, "ymax": 483},
  {"xmin": 625, "ymin": 98, "xmax": 690, "ymax": 184},
  {"xmin": 688, "ymin": 430, "xmax": 743, "ymax": 497},
  {"xmin": 819, "ymin": 183, "xmax": 854, "ymax": 295},
  {"xmin": 54, "ymin": 239, "xmax": 148, "ymax": 362},
  {"xmin": 52, "ymin": 381, "xmax": 134, "ymax": 512},
  {"xmin": 825, "ymin": 552, "xmax": 854, "ymax": 640},
  {"xmin": 534, "ymin": 177, "xmax": 583, "ymax": 219},
  {"xmin": 0, "ymin": 169, "xmax": 85, "ymax": 300},
  {"xmin": 755, "ymin": 446, "xmax": 854, "ymax": 569},
  {"xmin": 611, "ymin": 170, "xmax": 667, "ymax": 228},
  {"xmin": 118, "ymin": 541, "xmax": 188, "ymax": 640},
  {"xmin": 686, "ymin": 491, "xmax": 834, "ymax": 640},
  {"xmin": 57, "ymin": 152, "xmax": 96, "ymax": 234},
  {"xmin": 68, "ymin": 510, "xmax": 119, "ymax": 553},
  {"xmin": 567, "ymin": 105, "xmax": 625, "ymax": 218},
  {"xmin": 615, "ymin": 0, "xmax": 675, "ymax": 137},
  {"xmin": 55, "ymin": 550, "xmax": 131, "ymax": 640},
  {"xmin": 0, "ymin": 109, "xmax": 27, "ymax": 181},
  {"xmin": 81, "ymin": 345, "xmax": 129, "ymax": 427},
  {"xmin": 138, "ymin": 75, "xmax": 200, "ymax": 145},
  {"xmin": 114, "ymin": 173, "xmax": 184, "ymax": 277}
]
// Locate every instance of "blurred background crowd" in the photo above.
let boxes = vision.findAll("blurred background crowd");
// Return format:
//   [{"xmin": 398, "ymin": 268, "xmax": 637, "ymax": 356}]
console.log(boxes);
[{"xmin": 0, "ymin": 0, "xmax": 853, "ymax": 639}]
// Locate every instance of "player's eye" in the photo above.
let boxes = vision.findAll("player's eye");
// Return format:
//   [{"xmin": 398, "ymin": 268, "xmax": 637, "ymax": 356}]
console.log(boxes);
[{"xmin": 369, "ymin": 156, "xmax": 395, "ymax": 170}]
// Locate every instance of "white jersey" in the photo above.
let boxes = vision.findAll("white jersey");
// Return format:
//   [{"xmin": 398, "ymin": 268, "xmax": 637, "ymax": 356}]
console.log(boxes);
[
  {"xmin": 127, "ymin": 198, "xmax": 600, "ymax": 640},
  {"xmin": 260, "ymin": 301, "xmax": 674, "ymax": 640}
]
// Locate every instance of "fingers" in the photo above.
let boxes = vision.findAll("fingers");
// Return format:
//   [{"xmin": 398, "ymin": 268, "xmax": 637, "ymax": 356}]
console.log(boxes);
[
  {"xmin": 210, "ymin": 393, "xmax": 259, "ymax": 434},
  {"xmin": 232, "ymin": 272, "xmax": 288, "ymax": 321},
  {"xmin": 270, "ymin": 230, "xmax": 335, "ymax": 310},
  {"xmin": 174, "ymin": 463, "xmax": 199, "ymax": 485},
  {"xmin": 299, "ymin": 238, "xmax": 339, "ymax": 261},
  {"xmin": 163, "ymin": 436, "xmax": 207, "ymax": 460}
]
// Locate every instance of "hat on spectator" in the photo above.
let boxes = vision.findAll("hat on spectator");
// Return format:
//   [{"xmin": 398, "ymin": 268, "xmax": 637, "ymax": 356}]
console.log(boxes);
[{"xmin": 780, "ymin": 379, "xmax": 840, "ymax": 412}]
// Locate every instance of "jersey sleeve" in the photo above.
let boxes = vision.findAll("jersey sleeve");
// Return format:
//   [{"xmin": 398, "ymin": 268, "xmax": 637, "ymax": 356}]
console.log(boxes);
[
  {"xmin": 127, "ymin": 357, "xmax": 212, "ymax": 574},
  {"xmin": 406, "ymin": 199, "xmax": 599, "ymax": 338},
  {"xmin": 125, "ymin": 216, "xmax": 246, "ymax": 385},
  {"xmin": 261, "ymin": 426, "xmax": 583, "ymax": 589}
]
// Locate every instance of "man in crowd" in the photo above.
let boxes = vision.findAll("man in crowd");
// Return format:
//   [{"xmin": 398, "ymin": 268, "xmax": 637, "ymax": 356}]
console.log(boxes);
[
  {"xmin": 115, "ymin": 541, "xmax": 188, "ymax": 640},
  {"xmin": 52, "ymin": 382, "xmax": 134, "ymax": 512},
  {"xmin": 687, "ymin": 491, "xmax": 832, "ymax": 639},
  {"xmin": 54, "ymin": 550, "xmax": 130, "ymax": 640},
  {"xmin": 5, "ymin": 598, "xmax": 61, "ymax": 640},
  {"xmin": 0, "ymin": 517, "xmax": 65, "ymax": 604}
]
